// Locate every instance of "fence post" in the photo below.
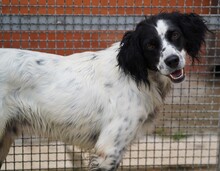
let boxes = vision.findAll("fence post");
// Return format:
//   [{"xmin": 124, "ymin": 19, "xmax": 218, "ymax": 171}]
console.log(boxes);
[{"xmin": 217, "ymin": 111, "xmax": 220, "ymax": 171}]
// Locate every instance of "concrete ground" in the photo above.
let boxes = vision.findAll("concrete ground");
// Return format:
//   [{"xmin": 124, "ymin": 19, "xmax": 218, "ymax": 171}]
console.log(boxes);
[{"xmin": 1, "ymin": 135, "xmax": 218, "ymax": 170}]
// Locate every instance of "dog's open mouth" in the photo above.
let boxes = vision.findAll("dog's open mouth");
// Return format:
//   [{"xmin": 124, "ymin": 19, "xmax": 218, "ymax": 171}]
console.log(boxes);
[{"xmin": 167, "ymin": 68, "xmax": 185, "ymax": 83}]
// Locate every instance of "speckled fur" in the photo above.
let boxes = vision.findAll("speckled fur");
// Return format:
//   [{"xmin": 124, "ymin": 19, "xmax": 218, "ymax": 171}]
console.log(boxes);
[
  {"xmin": 0, "ymin": 44, "xmax": 171, "ymax": 170},
  {"xmin": 0, "ymin": 12, "xmax": 208, "ymax": 171}
]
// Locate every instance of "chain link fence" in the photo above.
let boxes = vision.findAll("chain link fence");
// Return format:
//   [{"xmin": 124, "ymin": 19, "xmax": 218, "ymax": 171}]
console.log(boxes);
[{"xmin": 0, "ymin": 0, "xmax": 220, "ymax": 170}]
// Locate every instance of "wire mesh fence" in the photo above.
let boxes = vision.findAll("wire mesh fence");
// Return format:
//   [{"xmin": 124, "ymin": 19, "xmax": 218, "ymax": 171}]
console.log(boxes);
[{"xmin": 0, "ymin": 0, "xmax": 220, "ymax": 170}]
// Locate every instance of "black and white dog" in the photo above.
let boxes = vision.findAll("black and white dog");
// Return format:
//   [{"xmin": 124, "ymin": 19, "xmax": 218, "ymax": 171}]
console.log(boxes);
[{"xmin": 0, "ymin": 12, "xmax": 209, "ymax": 170}]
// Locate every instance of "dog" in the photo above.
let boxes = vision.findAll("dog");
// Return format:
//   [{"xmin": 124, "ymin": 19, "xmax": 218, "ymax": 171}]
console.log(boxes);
[{"xmin": 0, "ymin": 12, "xmax": 209, "ymax": 171}]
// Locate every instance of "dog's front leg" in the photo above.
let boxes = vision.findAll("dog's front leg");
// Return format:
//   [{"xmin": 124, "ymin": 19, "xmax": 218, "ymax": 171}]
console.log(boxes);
[{"xmin": 89, "ymin": 118, "xmax": 138, "ymax": 171}]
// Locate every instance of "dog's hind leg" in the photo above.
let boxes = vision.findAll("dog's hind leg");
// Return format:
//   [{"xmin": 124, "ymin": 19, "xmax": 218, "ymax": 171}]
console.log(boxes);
[
  {"xmin": 0, "ymin": 129, "xmax": 14, "ymax": 169},
  {"xmin": 0, "ymin": 117, "xmax": 18, "ymax": 169}
]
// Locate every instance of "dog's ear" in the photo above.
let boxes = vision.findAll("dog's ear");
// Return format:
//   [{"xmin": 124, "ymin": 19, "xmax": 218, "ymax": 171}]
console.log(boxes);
[
  {"xmin": 117, "ymin": 31, "xmax": 149, "ymax": 85},
  {"xmin": 177, "ymin": 13, "xmax": 210, "ymax": 61}
]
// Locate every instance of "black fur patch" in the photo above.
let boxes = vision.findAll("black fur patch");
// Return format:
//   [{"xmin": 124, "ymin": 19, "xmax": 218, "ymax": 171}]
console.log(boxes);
[
  {"xmin": 104, "ymin": 83, "xmax": 113, "ymax": 88},
  {"xmin": 36, "ymin": 59, "xmax": 45, "ymax": 65},
  {"xmin": 91, "ymin": 54, "xmax": 98, "ymax": 60},
  {"xmin": 90, "ymin": 133, "xmax": 99, "ymax": 142}
]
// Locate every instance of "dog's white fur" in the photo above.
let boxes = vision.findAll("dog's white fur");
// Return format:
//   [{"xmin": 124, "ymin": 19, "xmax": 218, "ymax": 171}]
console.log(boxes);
[{"xmin": 0, "ymin": 43, "xmax": 171, "ymax": 170}]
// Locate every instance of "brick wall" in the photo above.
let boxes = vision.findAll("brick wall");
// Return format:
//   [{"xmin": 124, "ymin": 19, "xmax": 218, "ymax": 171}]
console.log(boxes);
[{"xmin": 1, "ymin": 0, "xmax": 215, "ymax": 55}]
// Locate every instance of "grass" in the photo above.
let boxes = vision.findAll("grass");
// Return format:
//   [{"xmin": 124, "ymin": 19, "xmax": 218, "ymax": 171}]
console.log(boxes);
[
  {"xmin": 154, "ymin": 128, "xmax": 189, "ymax": 141},
  {"xmin": 172, "ymin": 132, "xmax": 188, "ymax": 141}
]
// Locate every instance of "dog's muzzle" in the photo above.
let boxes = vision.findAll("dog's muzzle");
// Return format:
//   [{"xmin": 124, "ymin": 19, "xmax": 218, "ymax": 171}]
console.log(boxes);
[{"xmin": 164, "ymin": 55, "xmax": 185, "ymax": 83}]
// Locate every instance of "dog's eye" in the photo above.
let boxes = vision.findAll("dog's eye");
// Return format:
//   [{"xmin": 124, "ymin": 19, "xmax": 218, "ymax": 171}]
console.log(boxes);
[
  {"xmin": 171, "ymin": 31, "xmax": 180, "ymax": 41},
  {"xmin": 146, "ymin": 43, "xmax": 156, "ymax": 50}
]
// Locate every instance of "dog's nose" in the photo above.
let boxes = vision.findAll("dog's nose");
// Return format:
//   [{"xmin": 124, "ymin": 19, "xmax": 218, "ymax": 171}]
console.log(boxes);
[{"xmin": 165, "ymin": 55, "xmax": 179, "ymax": 68}]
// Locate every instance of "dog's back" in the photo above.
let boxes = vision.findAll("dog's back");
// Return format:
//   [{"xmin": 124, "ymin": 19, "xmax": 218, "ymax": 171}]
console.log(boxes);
[{"xmin": 0, "ymin": 48, "xmax": 105, "ymax": 143}]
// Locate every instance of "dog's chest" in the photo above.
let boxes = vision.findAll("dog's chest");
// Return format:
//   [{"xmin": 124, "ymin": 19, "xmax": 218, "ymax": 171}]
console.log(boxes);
[
  {"xmin": 110, "ymin": 75, "xmax": 171, "ymax": 116},
  {"xmin": 137, "ymin": 76, "xmax": 171, "ymax": 132}
]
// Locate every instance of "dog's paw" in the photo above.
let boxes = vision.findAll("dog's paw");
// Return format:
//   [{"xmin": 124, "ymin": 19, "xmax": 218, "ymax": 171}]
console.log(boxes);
[
  {"xmin": 89, "ymin": 154, "xmax": 119, "ymax": 171},
  {"xmin": 89, "ymin": 155, "xmax": 100, "ymax": 170}
]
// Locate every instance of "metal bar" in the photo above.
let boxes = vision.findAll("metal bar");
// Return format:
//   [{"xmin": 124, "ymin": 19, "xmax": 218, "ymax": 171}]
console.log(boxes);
[
  {"xmin": 217, "ymin": 110, "xmax": 220, "ymax": 171},
  {"xmin": 1, "ymin": 15, "xmax": 219, "ymax": 31}
]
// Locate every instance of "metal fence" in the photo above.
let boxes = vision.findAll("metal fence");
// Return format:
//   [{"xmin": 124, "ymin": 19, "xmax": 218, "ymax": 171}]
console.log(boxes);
[{"xmin": 0, "ymin": 0, "xmax": 220, "ymax": 170}]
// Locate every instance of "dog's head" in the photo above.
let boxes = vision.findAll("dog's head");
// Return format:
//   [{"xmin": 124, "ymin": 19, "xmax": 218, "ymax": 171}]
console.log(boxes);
[{"xmin": 117, "ymin": 12, "xmax": 209, "ymax": 85}]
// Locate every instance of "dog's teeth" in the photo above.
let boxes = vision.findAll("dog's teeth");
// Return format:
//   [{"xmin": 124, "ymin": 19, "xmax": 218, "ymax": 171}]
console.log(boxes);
[
  {"xmin": 168, "ymin": 68, "xmax": 185, "ymax": 83},
  {"xmin": 170, "ymin": 69, "xmax": 183, "ymax": 79}
]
